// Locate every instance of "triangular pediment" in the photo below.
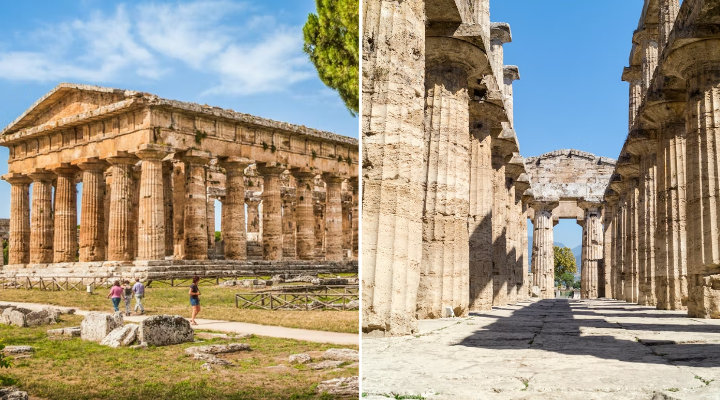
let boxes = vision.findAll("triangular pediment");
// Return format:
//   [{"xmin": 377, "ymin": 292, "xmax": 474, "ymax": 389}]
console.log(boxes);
[{"xmin": 1, "ymin": 83, "xmax": 136, "ymax": 136}]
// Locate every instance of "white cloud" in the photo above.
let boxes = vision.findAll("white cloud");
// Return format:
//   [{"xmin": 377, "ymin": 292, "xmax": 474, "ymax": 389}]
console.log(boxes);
[{"xmin": 0, "ymin": 1, "xmax": 313, "ymax": 95}]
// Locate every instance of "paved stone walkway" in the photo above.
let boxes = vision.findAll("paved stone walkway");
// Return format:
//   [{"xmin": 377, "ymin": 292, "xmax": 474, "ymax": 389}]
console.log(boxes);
[
  {"xmin": 0, "ymin": 300, "xmax": 357, "ymax": 346},
  {"xmin": 362, "ymin": 299, "xmax": 720, "ymax": 400}
]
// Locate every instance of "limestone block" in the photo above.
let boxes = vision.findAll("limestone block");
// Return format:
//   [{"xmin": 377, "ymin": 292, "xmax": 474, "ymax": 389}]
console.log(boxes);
[
  {"xmin": 47, "ymin": 326, "xmax": 81, "ymax": 339},
  {"xmin": 100, "ymin": 324, "xmax": 139, "ymax": 348},
  {"xmin": 321, "ymin": 348, "xmax": 358, "ymax": 362},
  {"xmin": 138, "ymin": 315, "xmax": 193, "ymax": 346},
  {"xmin": 191, "ymin": 352, "xmax": 230, "ymax": 365},
  {"xmin": 81, "ymin": 312, "xmax": 124, "ymax": 342},
  {"xmin": 289, "ymin": 353, "xmax": 311, "ymax": 364},
  {"xmin": 316, "ymin": 376, "xmax": 358, "ymax": 397},
  {"xmin": 309, "ymin": 360, "xmax": 344, "ymax": 370},
  {"xmin": 184, "ymin": 343, "xmax": 250, "ymax": 355},
  {"xmin": 0, "ymin": 386, "xmax": 28, "ymax": 400},
  {"xmin": 25, "ymin": 308, "xmax": 60, "ymax": 327},
  {"xmin": 7, "ymin": 308, "xmax": 31, "ymax": 327},
  {"xmin": 688, "ymin": 274, "xmax": 720, "ymax": 319},
  {"xmin": 2, "ymin": 346, "xmax": 34, "ymax": 355}
]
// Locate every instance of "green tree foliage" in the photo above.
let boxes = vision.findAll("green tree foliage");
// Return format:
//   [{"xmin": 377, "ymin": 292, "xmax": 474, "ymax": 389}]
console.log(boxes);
[
  {"xmin": 2, "ymin": 240, "xmax": 7, "ymax": 265},
  {"xmin": 0, "ymin": 340, "xmax": 11, "ymax": 369},
  {"xmin": 554, "ymin": 246, "xmax": 577, "ymax": 288},
  {"xmin": 303, "ymin": 0, "xmax": 359, "ymax": 115}
]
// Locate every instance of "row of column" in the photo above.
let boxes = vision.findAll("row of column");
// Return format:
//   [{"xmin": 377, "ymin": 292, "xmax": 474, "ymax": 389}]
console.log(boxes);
[
  {"xmin": 604, "ymin": 0, "xmax": 720, "ymax": 318},
  {"xmin": 4, "ymin": 147, "xmax": 356, "ymax": 264}
]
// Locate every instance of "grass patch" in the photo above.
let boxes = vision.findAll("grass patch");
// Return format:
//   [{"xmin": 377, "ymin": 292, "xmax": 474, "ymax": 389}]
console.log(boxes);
[
  {"xmin": 0, "ymin": 316, "xmax": 357, "ymax": 399},
  {"xmin": 694, "ymin": 375, "xmax": 714, "ymax": 386},
  {"xmin": 0, "ymin": 286, "xmax": 358, "ymax": 334}
]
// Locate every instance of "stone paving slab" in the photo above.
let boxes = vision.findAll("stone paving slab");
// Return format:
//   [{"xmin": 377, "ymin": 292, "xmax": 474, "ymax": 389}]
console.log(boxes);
[{"xmin": 362, "ymin": 299, "xmax": 720, "ymax": 399}]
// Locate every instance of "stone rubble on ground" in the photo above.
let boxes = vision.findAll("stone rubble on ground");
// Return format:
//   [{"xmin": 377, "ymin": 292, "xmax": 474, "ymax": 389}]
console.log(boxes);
[
  {"xmin": 316, "ymin": 376, "xmax": 358, "ymax": 397},
  {"xmin": 2, "ymin": 346, "xmax": 33, "ymax": 355},
  {"xmin": 0, "ymin": 306, "xmax": 62, "ymax": 328},
  {"xmin": 130, "ymin": 342, "xmax": 148, "ymax": 350},
  {"xmin": 191, "ymin": 352, "xmax": 231, "ymax": 365},
  {"xmin": 80, "ymin": 312, "xmax": 123, "ymax": 342},
  {"xmin": 138, "ymin": 315, "xmax": 194, "ymax": 346},
  {"xmin": 322, "ymin": 348, "xmax": 358, "ymax": 362},
  {"xmin": 288, "ymin": 353, "xmax": 312, "ymax": 364},
  {"xmin": 0, "ymin": 387, "xmax": 28, "ymax": 400},
  {"xmin": 184, "ymin": 343, "xmax": 250, "ymax": 355},
  {"xmin": 47, "ymin": 326, "xmax": 81, "ymax": 339},
  {"xmin": 99, "ymin": 324, "xmax": 139, "ymax": 348},
  {"xmin": 308, "ymin": 360, "xmax": 344, "ymax": 370}
]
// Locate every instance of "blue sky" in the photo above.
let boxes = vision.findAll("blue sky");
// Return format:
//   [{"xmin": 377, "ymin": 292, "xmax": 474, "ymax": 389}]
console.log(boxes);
[
  {"xmin": 489, "ymin": 1, "xmax": 640, "ymax": 250},
  {"xmin": 0, "ymin": 0, "xmax": 357, "ymax": 219}
]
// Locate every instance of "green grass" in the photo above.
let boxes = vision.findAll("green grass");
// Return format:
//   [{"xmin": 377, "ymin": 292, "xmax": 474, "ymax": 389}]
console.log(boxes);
[
  {"xmin": 0, "ymin": 316, "xmax": 357, "ymax": 400},
  {"xmin": 694, "ymin": 375, "xmax": 714, "ymax": 386},
  {"xmin": 0, "ymin": 285, "xmax": 358, "ymax": 333}
]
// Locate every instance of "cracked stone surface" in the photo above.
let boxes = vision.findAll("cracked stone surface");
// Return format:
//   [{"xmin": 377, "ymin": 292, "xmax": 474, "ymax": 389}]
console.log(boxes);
[{"xmin": 362, "ymin": 299, "xmax": 720, "ymax": 399}]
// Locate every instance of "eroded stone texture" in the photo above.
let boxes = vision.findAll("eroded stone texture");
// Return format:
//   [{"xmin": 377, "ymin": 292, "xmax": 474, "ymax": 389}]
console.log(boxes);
[
  {"xmin": 4, "ymin": 174, "xmax": 31, "ymax": 264},
  {"xmin": 324, "ymin": 174, "xmax": 344, "ymax": 262},
  {"xmin": 77, "ymin": 159, "xmax": 107, "ymax": 262},
  {"xmin": 29, "ymin": 170, "xmax": 54, "ymax": 263},
  {"xmin": 52, "ymin": 165, "xmax": 79, "ymax": 263},
  {"xmin": 292, "ymin": 169, "xmax": 316, "ymax": 260},
  {"xmin": 257, "ymin": 162, "xmax": 285, "ymax": 261},
  {"xmin": 183, "ymin": 151, "xmax": 210, "ymax": 260},
  {"xmin": 469, "ymin": 127, "xmax": 494, "ymax": 311},
  {"xmin": 137, "ymin": 145, "xmax": 170, "ymax": 260},
  {"xmin": 107, "ymin": 157, "xmax": 136, "ymax": 261},
  {"xmin": 221, "ymin": 157, "xmax": 251, "ymax": 260},
  {"xmin": 138, "ymin": 315, "xmax": 193, "ymax": 346},
  {"xmin": 531, "ymin": 202, "xmax": 557, "ymax": 299}
]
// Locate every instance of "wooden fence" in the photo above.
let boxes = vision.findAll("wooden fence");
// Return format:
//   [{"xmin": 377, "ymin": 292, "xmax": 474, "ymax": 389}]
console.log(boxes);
[{"xmin": 235, "ymin": 292, "xmax": 359, "ymax": 311}]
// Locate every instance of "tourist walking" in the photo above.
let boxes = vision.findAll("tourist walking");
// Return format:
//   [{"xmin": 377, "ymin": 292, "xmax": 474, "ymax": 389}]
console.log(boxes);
[
  {"xmin": 122, "ymin": 281, "xmax": 132, "ymax": 316},
  {"xmin": 132, "ymin": 278, "xmax": 145, "ymax": 315},
  {"xmin": 189, "ymin": 276, "xmax": 201, "ymax": 325},
  {"xmin": 107, "ymin": 281, "xmax": 124, "ymax": 313}
]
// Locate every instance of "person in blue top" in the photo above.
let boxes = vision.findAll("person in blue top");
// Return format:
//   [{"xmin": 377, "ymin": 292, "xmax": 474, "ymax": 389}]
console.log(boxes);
[
  {"xmin": 132, "ymin": 278, "xmax": 145, "ymax": 315},
  {"xmin": 189, "ymin": 276, "xmax": 201, "ymax": 325}
]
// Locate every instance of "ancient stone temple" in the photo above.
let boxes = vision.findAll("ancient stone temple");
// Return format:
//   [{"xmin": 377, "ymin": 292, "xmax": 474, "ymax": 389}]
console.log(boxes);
[
  {"xmin": 362, "ymin": 0, "xmax": 531, "ymax": 335},
  {"xmin": 602, "ymin": 0, "xmax": 720, "ymax": 319},
  {"xmin": 0, "ymin": 84, "xmax": 358, "ymax": 281},
  {"xmin": 523, "ymin": 150, "xmax": 616, "ymax": 300}
]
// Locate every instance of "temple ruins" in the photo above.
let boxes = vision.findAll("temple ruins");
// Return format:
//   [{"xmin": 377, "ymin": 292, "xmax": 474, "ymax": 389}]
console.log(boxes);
[
  {"xmin": 362, "ymin": 0, "xmax": 720, "ymax": 336},
  {"xmin": 0, "ymin": 84, "xmax": 358, "ymax": 282}
]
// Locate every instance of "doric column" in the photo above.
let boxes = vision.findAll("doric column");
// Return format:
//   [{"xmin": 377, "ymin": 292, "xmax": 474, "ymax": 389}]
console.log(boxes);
[
  {"xmin": 516, "ymin": 173, "xmax": 531, "ymax": 301},
  {"xmin": 416, "ymin": 49, "xmax": 472, "ymax": 319},
  {"xmin": 171, "ymin": 160, "xmax": 186, "ymax": 259},
  {"xmin": 28, "ymin": 170, "xmax": 55, "ymax": 263},
  {"xmin": 469, "ymin": 125, "xmax": 494, "ymax": 311},
  {"xmin": 658, "ymin": 0, "xmax": 680, "ymax": 55},
  {"xmin": 505, "ymin": 154, "xmax": 525, "ymax": 304},
  {"xmin": 291, "ymin": 169, "xmax": 316, "ymax": 260},
  {"xmin": 163, "ymin": 162, "xmax": 174, "ymax": 257},
  {"xmin": 107, "ymin": 155, "xmax": 137, "ymax": 261},
  {"xmin": 323, "ymin": 173, "xmax": 344, "ymax": 262},
  {"xmin": 656, "ymin": 121, "xmax": 688, "ymax": 310},
  {"xmin": 642, "ymin": 38, "xmax": 659, "ymax": 91},
  {"xmin": 362, "ymin": 0, "xmax": 425, "ymax": 335},
  {"xmin": 603, "ymin": 198, "xmax": 617, "ymax": 298},
  {"xmin": 531, "ymin": 200, "xmax": 558, "ymax": 299},
  {"xmin": 207, "ymin": 195, "xmax": 216, "ymax": 257},
  {"xmin": 257, "ymin": 162, "xmax": 286, "ymax": 261},
  {"xmin": 350, "ymin": 177, "xmax": 358, "ymax": 258},
  {"xmin": 136, "ymin": 145, "xmax": 170, "ymax": 261},
  {"xmin": 492, "ymin": 149, "xmax": 509, "ymax": 306},
  {"xmin": 282, "ymin": 185, "xmax": 297, "ymax": 259},
  {"xmin": 3, "ymin": 174, "xmax": 31, "ymax": 264},
  {"xmin": 579, "ymin": 202, "xmax": 604, "ymax": 299},
  {"xmin": 220, "ymin": 157, "xmax": 252, "ymax": 260},
  {"xmin": 76, "ymin": 159, "xmax": 108, "ymax": 262},
  {"xmin": 622, "ymin": 67, "xmax": 643, "ymax": 129},
  {"xmin": 182, "ymin": 150, "xmax": 211, "ymax": 260},
  {"xmin": 130, "ymin": 166, "xmax": 141, "ymax": 259},
  {"xmin": 314, "ymin": 199, "xmax": 326, "ymax": 259},
  {"xmin": 245, "ymin": 198, "xmax": 262, "ymax": 258},
  {"xmin": 625, "ymin": 180, "xmax": 640, "ymax": 303},
  {"xmin": 52, "ymin": 164, "xmax": 78, "ymax": 263}
]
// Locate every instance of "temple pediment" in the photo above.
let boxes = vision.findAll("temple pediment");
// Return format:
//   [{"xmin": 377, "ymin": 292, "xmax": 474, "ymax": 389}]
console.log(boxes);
[{"xmin": 1, "ymin": 83, "xmax": 135, "ymax": 136}]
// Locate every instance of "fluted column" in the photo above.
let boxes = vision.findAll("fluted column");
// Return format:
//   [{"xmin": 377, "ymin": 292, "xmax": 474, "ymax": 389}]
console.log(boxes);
[
  {"xmin": 282, "ymin": 186, "xmax": 297, "ymax": 260},
  {"xmin": 623, "ymin": 67, "xmax": 643, "ymax": 129},
  {"xmin": 28, "ymin": 170, "xmax": 54, "ymax": 263},
  {"xmin": 416, "ymin": 59, "xmax": 471, "ymax": 319},
  {"xmin": 107, "ymin": 156, "xmax": 136, "ymax": 261},
  {"xmin": 362, "ymin": 0, "xmax": 425, "ymax": 335},
  {"xmin": 163, "ymin": 162, "xmax": 174, "ymax": 257},
  {"xmin": 220, "ymin": 157, "xmax": 252, "ymax": 260},
  {"xmin": 469, "ymin": 126, "xmax": 494, "ymax": 311},
  {"xmin": 257, "ymin": 162, "xmax": 285, "ymax": 261},
  {"xmin": 323, "ymin": 173, "xmax": 344, "ymax": 262},
  {"xmin": 350, "ymin": 177, "xmax": 358, "ymax": 258},
  {"xmin": 77, "ymin": 159, "xmax": 107, "ymax": 262},
  {"xmin": 136, "ymin": 145, "xmax": 170, "ymax": 260},
  {"xmin": 291, "ymin": 169, "xmax": 316, "ymax": 260},
  {"xmin": 656, "ymin": 121, "xmax": 688, "ymax": 310},
  {"xmin": 531, "ymin": 201, "xmax": 558, "ymax": 299},
  {"xmin": 3, "ymin": 174, "xmax": 31, "ymax": 264},
  {"xmin": 638, "ymin": 152, "xmax": 658, "ymax": 306},
  {"xmin": 492, "ymin": 151, "xmax": 509, "ymax": 305},
  {"xmin": 624, "ymin": 181, "xmax": 640, "ymax": 303},
  {"xmin": 171, "ymin": 160, "xmax": 186, "ymax": 259},
  {"xmin": 602, "ymin": 201, "xmax": 616, "ymax": 298},
  {"xmin": 183, "ymin": 151, "xmax": 211, "ymax": 260},
  {"xmin": 642, "ymin": 39, "xmax": 659, "ymax": 91},
  {"xmin": 52, "ymin": 165, "xmax": 78, "ymax": 263},
  {"xmin": 207, "ymin": 196, "xmax": 216, "ymax": 257},
  {"xmin": 658, "ymin": 0, "xmax": 679, "ymax": 55},
  {"xmin": 579, "ymin": 203, "xmax": 603, "ymax": 299}
]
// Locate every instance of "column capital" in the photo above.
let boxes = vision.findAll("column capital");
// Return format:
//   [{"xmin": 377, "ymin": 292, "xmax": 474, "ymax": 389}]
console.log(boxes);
[
  {"xmin": 529, "ymin": 199, "xmax": 559, "ymax": 213},
  {"xmin": 256, "ymin": 162, "xmax": 287, "ymax": 176},
  {"xmin": 219, "ymin": 156, "xmax": 253, "ymax": 171},
  {"xmin": 505, "ymin": 153, "xmax": 525, "ymax": 180},
  {"xmin": 180, "ymin": 149, "xmax": 212, "ymax": 165},
  {"xmin": 322, "ymin": 172, "xmax": 346, "ymax": 184},
  {"xmin": 49, "ymin": 163, "xmax": 79, "ymax": 177},
  {"xmin": 665, "ymin": 39, "xmax": 720, "ymax": 79},
  {"xmin": 106, "ymin": 152, "xmax": 138, "ymax": 166},
  {"xmin": 246, "ymin": 197, "xmax": 261, "ymax": 207},
  {"xmin": 2, "ymin": 173, "xmax": 31, "ymax": 185},
  {"xmin": 290, "ymin": 167, "xmax": 317, "ymax": 180},
  {"xmin": 28, "ymin": 168, "xmax": 55, "ymax": 182},
  {"xmin": 135, "ymin": 144, "xmax": 173, "ymax": 160},
  {"xmin": 578, "ymin": 200, "xmax": 603, "ymax": 212},
  {"xmin": 73, "ymin": 157, "xmax": 108, "ymax": 171},
  {"xmin": 622, "ymin": 66, "xmax": 643, "ymax": 83},
  {"xmin": 626, "ymin": 128, "xmax": 658, "ymax": 156},
  {"xmin": 503, "ymin": 65, "xmax": 520, "ymax": 82}
]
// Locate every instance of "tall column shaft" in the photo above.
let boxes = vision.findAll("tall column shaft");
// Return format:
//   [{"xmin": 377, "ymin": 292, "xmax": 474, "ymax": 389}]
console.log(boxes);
[
  {"xmin": 685, "ymin": 65, "xmax": 720, "ymax": 318},
  {"xmin": 417, "ymin": 63, "xmax": 471, "ymax": 318},
  {"xmin": 163, "ymin": 162, "xmax": 174, "ymax": 257},
  {"xmin": 469, "ymin": 127, "xmax": 494, "ymax": 311},
  {"xmin": 638, "ymin": 153, "xmax": 657, "ymax": 306},
  {"xmin": 642, "ymin": 38, "xmax": 659, "ymax": 91},
  {"xmin": 221, "ymin": 158, "xmax": 251, "ymax": 260},
  {"xmin": 506, "ymin": 182, "xmax": 518, "ymax": 304},
  {"xmin": 324, "ymin": 174, "xmax": 344, "ymax": 262},
  {"xmin": 580, "ymin": 205, "xmax": 603, "ymax": 299},
  {"xmin": 172, "ymin": 160, "xmax": 186, "ymax": 259},
  {"xmin": 258, "ymin": 163, "xmax": 285, "ymax": 261},
  {"xmin": 351, "ymin": 177, "xmax": 359, "ymax": 258},
  {"xmin": 624, "ymin": 183, "xmax": 640, "ymax": 303},
  {"xmin": 492, "ymin": 153, "xmax": 509, "ymax": 305},
  {"xmin": 53, "ymin": 167, "xmax": 78, "ymax": 263},
  {"xmin": 107, "ymin": 158, "xmax": 136, "ymax": 261},
  {"xmin": 292, "ymin": 171, "xmax": 316, "ymax": 260},
  {"xmin": 78, "ymin": 161, "xmax": 107, "ymax": 262},
  {"xmin": 659, "ymin": 0, "xmax": 680, "ymax": 54},
  {"xmin": 603, "ymin": 205, "xmax": 615, "ymax": 298},
  {"xmin": 531, "ymin": 203, "xmax": 556, "ymax": 299},
  {"xmin": 207, "ymin": 196, "xmax": 216, "ymax": 257},
  {"xmin": 183, "ymin": 154, "xmax": 210, "ymax": 260},
  {"xmin": 137, "ymin": 146, "xmax": 169, "ymax": 260},
  {"xmin": 29, "ymin": 171, "xmax": 54, "ymax": 263},
  {"xmin": 630, "ymin": 81, "xmax": 643, "ymax": 129},
  {"xmin": 5, "ymin": 174, "xmax": 31, "ymax": 264},
  {"xmin": 282, "ymin": 189, "xmax": 298, "ymax": 259},
  {"xmin": 362, "ymin": 0, "xmax": 425, "ymax": 335}
]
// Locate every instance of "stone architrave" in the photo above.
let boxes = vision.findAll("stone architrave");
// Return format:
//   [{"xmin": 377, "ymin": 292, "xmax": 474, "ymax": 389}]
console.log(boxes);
[
  {"xmin": 257, "ymin": 162, "xmax": 286, "ymax": 261},
  {"xmin": 136, "ymin": 144, "xmax": 171, "ymax": 261},
  {"xmin": 324, "ymin": 174, "xmax": 345, "ymax": 262},
  {"xmin": 75, "ymin": 158, "xmax": 108, "ymax": 262},
  {"xmin": 28, "ymin": 169, "xmax": 55, "ymax": 264},
  {"xmin": 3, "ymin": 174, "xmax": 31, "ymax": 264},
  {"xmin": 291, "ymin": 169, "xmax": 317, "ymax": 260},
  {"xmin": 182, "ymin": 150, "xmax": 211, "ymax": 260},
  {"xmin": 220, "ymin": 157, "xmax": 252, "ymax": 260},
  {"xmin": 106, "ymin": 155, "xmax": 137, "ymax": 261}
]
